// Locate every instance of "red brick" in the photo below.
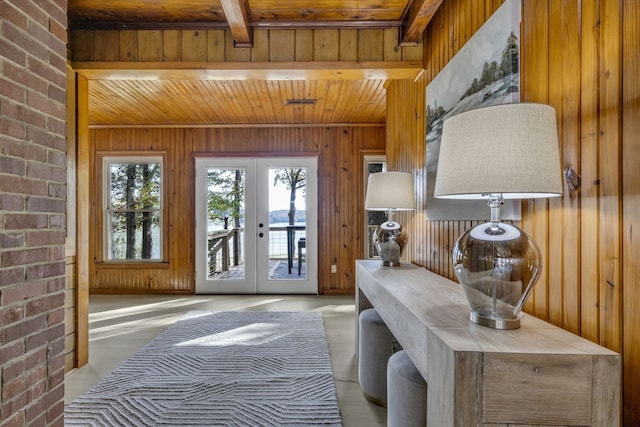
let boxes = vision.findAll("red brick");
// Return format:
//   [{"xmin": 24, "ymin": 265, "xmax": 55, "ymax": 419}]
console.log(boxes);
[
  {"xmin": 2, "ymin": 61, "xmax": 48, "ymax": 97},
  {"xmin": 48, "ymin": 17, "xmax": 67, "ymax": 44},
  {"xmin": 25, "ymin": 260, "xmax": 64, "ymax": 280},
  {"xmin": 5, "ymin": 101, "xmax": 48, "ymax": 128},
  {"xmin": 46, "ymin": 398, "xmax": 64, "ymax": 426},
  {"xmin": 28, "ymin": 127, "xmax": 66, "ymax": 151},
  {"xmin": 26, "ymin": 407, "xmax": 46, "ymax": 426},
  {"xmin": 27, "ymin": 90, "xmax": 65, "ymax": 121},
  {"xmin": 1, "ymin": 21, "xmax": 50, "ymax": 62},
  {"xmin": 26, "ymin": 363, "xmax": 47, "ymax": 389},
  {"xmin": 0, "ymin": 280, "xmax": 47, "ymax": 305},
  {"xmin": 2, "ymin": 376, "xmax": 27, "ymax": 402},
  {"xmin": 47, "ymin": 148, "xmax": 66, "ymax": 167},
  {"xmin": 2, "ymin": 0, "xmax": 68, "ymax": 423},
  {"xmin": 0, "ymin": 411, "xmax": 25, "ymax": 427},
  {"xmin": 0, "ymin": 232, "xmax": 25, "ymax": 249},
  {"xmin": 48, "ymin": 182, "xmax": 66, "ymax": 198},
  {"xmin": 27, "ymin": 196, "xmax": 66, "ymax": 213},
  {"xmin": 4, "ymin": 213, "xmax": 49, "ymax": 230},
  {"xmin": 0, "ymin": 117, "xmax": 27, "ymax": 139},
  {"xmin": 1, "ymin": 317, "xmax": 39, "ymax": 346},
  {"xmin": 48, "ymin": 245, "xmax": 65, "ymax": 262},
  {"xmin": 1, "ymin": 392, "xmax": 28, "ymax": 423},
  {"xmin": 47, "ymin": 276, "xmax": 65, "ymax": 293},
  {"xmin": 0, "ymin": 156, "xmax": 27, "ymax": 175},
  {"xmin": 0, "ymin": 175, "xmax": 48, "ymax": 196},
  {"xmin": 47, "ymin": 305, "xmax": 64, "ymax": 325},
  {"xmin": 47, "ymin": 116, "xmax": 66, "ymax": 135},
  {"xmin": 0, "ymin": 1, "xmax": 28, "ymax": 29},
  {"xmin": 3, "ymin": 349, "xmax": 46, "ymax": 383},
  {"xmin": 0, "ymin": 138, "xmax": 48, "ymax": 162},
  {"xmin": 0, "ymin": 193, "xmax": 25, "ymax": 210},
  {"xmin": 0, "ymin": 340, "xmax": 25, "ymax": 364},
  {"xmin": 48, "ymin": 213, "xmax": 65, "ymax": 229},
  {"xmin": 47, "ymin": 354, "xmax": 65, "ymax": 387},
  {"xmin": 26, "ymin": 378, "xmax": 47, "ymax": 405},
  {"xmin": 49, "ymin": 49, "xmax": 67, "ymax": 75},
  {"xmin": 25, "ymin": 229, "xmax": 64, "ymax": 247},
  {"xmin": 0, "ymin": 76, "xmax": 27, "ymax": 102},
  {"xmin": 27, "ymin": 161, "xmax": 65, "ymax": 182},
  {"xmin": 28, "ymin": 57, "xmax": 66, "ymax": 92},
  {"xmin": 48, "ymin": 82, "xmax": 66, "ymax": 105},
  {"xmin": 2, "ymin": 247, "xmax": 49, "ymax": 267},
  {"xmin": 0, "ymin": 303, "xmax": 24, "ymax": 326},
  {"xmin": 0, "ymin": 267, "xmax": 26, "ymax": 286},
  {"xmin": 26, "ymin": 293, "xmax": 64, "ymax": 317},
  {"xmin": 34, "ymin": 0, "xmax": 67, "ymax": 28}
]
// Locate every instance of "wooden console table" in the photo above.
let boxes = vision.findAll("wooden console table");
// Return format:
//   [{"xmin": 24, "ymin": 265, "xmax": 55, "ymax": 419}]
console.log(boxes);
[{"xmin": 355, "ymin": 260, "xmax": 621, "ymax": 427}]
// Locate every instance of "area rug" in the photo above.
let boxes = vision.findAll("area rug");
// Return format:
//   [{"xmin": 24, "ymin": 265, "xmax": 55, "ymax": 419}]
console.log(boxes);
[{"xmin": 65, "ymin": 311, "xmax": 343, "ymax": 426}]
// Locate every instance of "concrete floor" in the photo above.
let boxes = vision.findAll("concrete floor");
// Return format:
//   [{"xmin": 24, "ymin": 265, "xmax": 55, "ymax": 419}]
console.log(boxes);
[{"xmin": 64, "ymin": 294, "xmax": 387, "ymax": 426}]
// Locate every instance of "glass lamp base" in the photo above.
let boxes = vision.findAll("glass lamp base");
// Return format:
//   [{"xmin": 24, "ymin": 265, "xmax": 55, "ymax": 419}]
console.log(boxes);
[
  {"xmin": 453, "ymin": 221, "xmax": 542, "ymax": 331},
  {"xmin": 470, "ymin": 310, "xmax": 521, "ymax": 330},
  {"xmin": 373, "ymin": 221, "xmax": 407, "ymax": 267}
]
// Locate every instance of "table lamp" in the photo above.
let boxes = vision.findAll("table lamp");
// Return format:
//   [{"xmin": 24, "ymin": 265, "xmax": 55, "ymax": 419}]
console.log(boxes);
[
  {"xmin": 434, "ymin": 103, "xmax": 563, "ymax": 329},
  {"xmin": 365, "ymin": 171, "xmax": 415, "ymax": 266}
]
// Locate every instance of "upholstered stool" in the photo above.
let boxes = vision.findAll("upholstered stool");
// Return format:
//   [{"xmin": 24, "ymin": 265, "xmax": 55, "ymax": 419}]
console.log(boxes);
[
  {"xmin": 358, "ymin": 308, "xmax": 396, "ymax": 406},
  {"xmin": 387, "ymin": 350, "xmax": 427, "ymax": 427}
]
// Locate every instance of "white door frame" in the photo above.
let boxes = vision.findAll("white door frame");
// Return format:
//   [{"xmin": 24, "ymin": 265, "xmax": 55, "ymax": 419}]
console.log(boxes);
[{"xmin": 195, "ymin": 156, "xmax": 317, "ymax": 294}]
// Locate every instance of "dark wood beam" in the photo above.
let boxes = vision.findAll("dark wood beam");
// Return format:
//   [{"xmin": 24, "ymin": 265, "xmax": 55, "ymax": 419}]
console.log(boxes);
[
  {"xmin": 400, "ymin": 0, "xmax": 443, "ymax": 46},
  {"xmin": 220, "ymin": 0, "xmax": 253, "ymax": 47}
]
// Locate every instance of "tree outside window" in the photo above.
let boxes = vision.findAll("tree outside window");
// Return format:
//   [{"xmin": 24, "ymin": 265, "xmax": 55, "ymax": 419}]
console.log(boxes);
[{"xmin": 105, "ymin": 157, "xmax": 162, "ymax": 260}]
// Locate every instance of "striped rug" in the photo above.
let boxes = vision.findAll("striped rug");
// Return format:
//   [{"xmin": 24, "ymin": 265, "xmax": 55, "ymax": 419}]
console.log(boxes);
[{"xmin": 65, "ymin": 311, "xmax": 342, "ymax": 426}]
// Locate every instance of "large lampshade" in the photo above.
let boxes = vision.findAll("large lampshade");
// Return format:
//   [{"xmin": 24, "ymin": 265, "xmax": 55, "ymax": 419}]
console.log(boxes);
[
  {"xmin": 365, "ymin": 172, "xmax": 415, "ymax": 266},
  {"xmin": 434, "ymin": 103, "xmax": 562, "ymax": 329},
  {"xmin": 435, "ymin": 103, "xmax": 562, "ymax": 199}
]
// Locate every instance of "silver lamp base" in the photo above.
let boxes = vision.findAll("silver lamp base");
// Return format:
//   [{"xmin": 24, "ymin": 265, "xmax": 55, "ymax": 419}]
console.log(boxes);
[
  {"xmin": 470, "ymin": 310, "xmax": 522, "ymax": 330},
  {"xmin": 373, "ymin": 220, "xmax": 407, "ymax": 267}
]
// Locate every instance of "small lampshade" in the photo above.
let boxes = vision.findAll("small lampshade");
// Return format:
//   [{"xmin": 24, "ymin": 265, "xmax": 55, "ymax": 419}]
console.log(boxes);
[
  {"xmin": 365, "ymin": 171, "xmax": 415, "ymax": 267},
  {"xmin": 434, "ymin": 103, "xmax": 563, "ymax": 329},
  {"xmin": 365, "ymin": 172, "xmax": 416, "ymax": 211},
  {"xmin": 434, "ymin": 103, "xmax": 563, "ymax": 200}
]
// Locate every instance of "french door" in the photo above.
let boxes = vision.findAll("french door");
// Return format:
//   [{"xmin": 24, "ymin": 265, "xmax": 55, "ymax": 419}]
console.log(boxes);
[{"xmin": 195, "ymin": 157, "xmax": 318, "ymax": 294}]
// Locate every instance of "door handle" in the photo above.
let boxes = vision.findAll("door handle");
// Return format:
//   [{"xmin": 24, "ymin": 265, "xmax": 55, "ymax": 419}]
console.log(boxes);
[
  {"xmin": 259, "ymin": 223, "xmax": 264, "ymax": 228},
  {"xmin": 258, "ymin": 232, "xmax": 264, "ymax": 238}
]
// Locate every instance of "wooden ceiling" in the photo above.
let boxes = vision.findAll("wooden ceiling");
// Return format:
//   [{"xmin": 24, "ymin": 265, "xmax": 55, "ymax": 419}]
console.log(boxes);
[{"xmin": 69, "ymin": 1, "xmax": 441, "ymax": 127}]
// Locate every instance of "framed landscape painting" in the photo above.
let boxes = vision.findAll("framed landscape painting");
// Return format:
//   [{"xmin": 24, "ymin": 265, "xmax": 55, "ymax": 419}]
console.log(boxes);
[{"xmin": 426, "ymin": 0, "xmax": 522, "ymax": 220}]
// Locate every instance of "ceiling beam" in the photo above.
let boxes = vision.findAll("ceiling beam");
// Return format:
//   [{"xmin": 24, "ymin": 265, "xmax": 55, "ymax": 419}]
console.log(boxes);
[
  {"xmin": 220, "ymin": 0, "xmax": 253, "ymax": 47},
  {"xmin": 400, "ymin": 0, "xmax": 444, "ymax": 45},
  {"xmin": 72, "ymin": 61, "xmax": 424, "ymax": 81}
]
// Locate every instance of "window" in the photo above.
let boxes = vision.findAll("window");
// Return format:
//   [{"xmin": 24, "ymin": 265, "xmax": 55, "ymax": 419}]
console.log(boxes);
[
  {"xmin": 103, "ymin": 156, "xmax": 163, "ymax": 261},
  {"xmin": 364, "ymin": 155, "xmax": 387, "ymax": 259}
]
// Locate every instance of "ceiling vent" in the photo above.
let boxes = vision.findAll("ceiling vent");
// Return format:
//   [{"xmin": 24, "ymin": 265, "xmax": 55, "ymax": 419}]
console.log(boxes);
[{"xmin": 286, "ymin": 99, "xmax": 317, "ymax": 105}]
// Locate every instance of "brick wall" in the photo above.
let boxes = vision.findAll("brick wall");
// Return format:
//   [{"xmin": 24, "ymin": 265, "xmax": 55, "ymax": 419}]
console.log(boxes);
[{"xmin": 1, "ymin": 0, "xmax": 68, "ymax": 426}]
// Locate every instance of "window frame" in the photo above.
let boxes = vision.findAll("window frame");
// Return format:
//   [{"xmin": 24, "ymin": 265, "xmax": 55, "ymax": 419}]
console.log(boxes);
[
  {"xmin": 98, "ymin": 152, "xmax": 167, "ymax": 265},
  {"xmin": 363, "ymin": 154, "xmax": 387, "ymax": 259}
]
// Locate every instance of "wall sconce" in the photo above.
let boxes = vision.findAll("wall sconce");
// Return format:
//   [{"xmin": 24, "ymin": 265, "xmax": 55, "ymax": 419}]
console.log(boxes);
[
  {"xmin": 365, "ymin": 172, "xmax": 416, "ymax": 266},
  {"xmin": 434, "ymin": 103, "xmax": 563, "ymax": 329}
]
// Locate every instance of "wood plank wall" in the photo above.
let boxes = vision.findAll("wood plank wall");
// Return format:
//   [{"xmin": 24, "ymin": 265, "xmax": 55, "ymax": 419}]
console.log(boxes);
[
  {"xmin": 64, "ymin": 68, "xmax": 78, "ymax": 372},
  {"xmin": 86, "ymin": 127, "xmax": 384, "ymax": 295},
  {"xmin": 387, "ymin": 0, "xmax": 639, "ymax": 424},
  {"xmin": 70, "ymin": 28, "xmax": 423, "ymax": 63}
]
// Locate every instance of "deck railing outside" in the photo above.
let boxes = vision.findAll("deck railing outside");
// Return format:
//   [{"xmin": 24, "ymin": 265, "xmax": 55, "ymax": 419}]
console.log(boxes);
[{"xmin": 207, "ymin": 225, "xmax": 306, "ymax": 276}]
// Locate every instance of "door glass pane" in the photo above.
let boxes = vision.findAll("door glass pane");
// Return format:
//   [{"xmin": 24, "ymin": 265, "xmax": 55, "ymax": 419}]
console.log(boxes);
[
  {"xmin": 206, "ymin": 168, "xmax": 245, "ymax": 280},
  {"xmin": 366, "ymin": 160, "xmax": 387, "ymax": 259},
  {"xmin": 267, "ymin": 168, "xmax": 306, "ymax": 280}
]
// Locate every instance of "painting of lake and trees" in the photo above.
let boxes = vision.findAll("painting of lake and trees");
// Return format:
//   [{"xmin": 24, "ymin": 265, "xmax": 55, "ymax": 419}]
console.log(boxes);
[{"xmin": 426, "ymin": 0, "xmax": 522, "ymax": 220}]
